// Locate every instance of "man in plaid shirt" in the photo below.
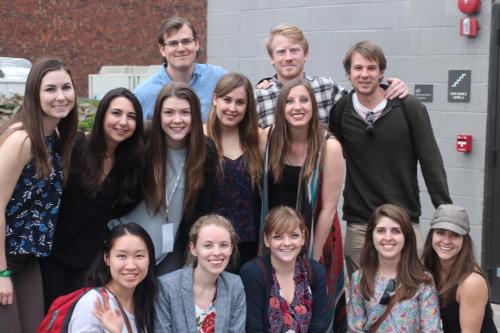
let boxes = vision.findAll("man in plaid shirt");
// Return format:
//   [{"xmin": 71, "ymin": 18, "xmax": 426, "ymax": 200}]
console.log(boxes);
[{"xmin": 255, "ymin": 23, "xmax": 408, "ymax": 128}]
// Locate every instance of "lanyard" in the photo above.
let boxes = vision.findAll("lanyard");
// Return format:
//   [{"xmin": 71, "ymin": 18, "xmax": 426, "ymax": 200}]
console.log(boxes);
[{"xmin": 165, "ymin": 161, "xmax": 185, "ymax": 223}]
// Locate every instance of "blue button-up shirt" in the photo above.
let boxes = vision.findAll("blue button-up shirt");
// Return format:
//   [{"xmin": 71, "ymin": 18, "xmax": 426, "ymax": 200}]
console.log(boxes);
[{"xmin": 134, "ymin": 63, "xmax": 227, "ymax": 122}]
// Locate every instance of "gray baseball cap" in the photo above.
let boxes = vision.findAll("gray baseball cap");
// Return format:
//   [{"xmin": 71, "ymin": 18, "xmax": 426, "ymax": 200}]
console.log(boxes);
[{"xmin": 430, "ymin": 204, "xmax": 470, "ymax": 235}]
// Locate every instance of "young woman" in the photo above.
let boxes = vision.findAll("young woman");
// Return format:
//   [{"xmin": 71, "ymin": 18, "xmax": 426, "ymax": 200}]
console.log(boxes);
[
  {"xmin": 348, "ymin": 204, "xmax": 442, "ymax": 332},
  {"xmin": 205, "ymin": 72, "xmax": 262, "ymax": 268},
  {"xmin": 40, "ymin": 87, "xmax": 144, "ymax": 309},
  {"xmin": 155, "ymin": 214, "xmax": 246, "ymax": 333},
  {"xmin": 423, "ymin": 204, "xmax": 498, "ymax": 332},
  {"xmin": 68, "ymin": 223, "xmax": 157, "ymax": 333},
  {"xmin": 259, "ymin": 79, "xmax": 345, "ymax": 332},
  {"xmin": 0, "ymin": 57, "xmax": 78, "ymax": 332},
  {"xmin": 240, "ymin": 206, "xmax": 328, "ymax": 333},
  {"xmin": 114, "ymin": 82, "xmax": 216, "ymax": 275}
]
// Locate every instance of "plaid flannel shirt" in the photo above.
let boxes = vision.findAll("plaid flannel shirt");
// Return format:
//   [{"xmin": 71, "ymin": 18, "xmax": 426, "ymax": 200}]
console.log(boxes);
[{"xmin": 254, "ymin": 74, "xmax": 348, "ymax": 128}]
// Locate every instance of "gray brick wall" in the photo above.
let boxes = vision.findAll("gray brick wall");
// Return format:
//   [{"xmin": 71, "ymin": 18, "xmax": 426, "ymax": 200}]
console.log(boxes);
[{"xmin": 207, "ymin": 0, "xmax": 491, "ymax": 259}]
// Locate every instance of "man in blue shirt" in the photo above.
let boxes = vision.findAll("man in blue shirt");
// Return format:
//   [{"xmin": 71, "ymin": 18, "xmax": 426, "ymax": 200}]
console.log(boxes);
[{"xmin": 134, "ymin": 16, "xmax": 227, "ymax": 122}]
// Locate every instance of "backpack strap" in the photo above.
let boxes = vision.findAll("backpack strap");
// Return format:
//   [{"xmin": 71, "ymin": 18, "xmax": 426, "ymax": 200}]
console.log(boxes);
[{"xmin": 328, "ymin": 93, "xmax": 350, "ymax": 144}]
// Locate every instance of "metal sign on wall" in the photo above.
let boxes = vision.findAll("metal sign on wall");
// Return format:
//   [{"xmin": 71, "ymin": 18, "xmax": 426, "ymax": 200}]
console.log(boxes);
[
  {"xmin": 448, "ymin": 70, "xmax": 471, "ymax": 103},
  {"xmin": 414, "ymin": 84, "xmax": 433, "ymax": 103}
]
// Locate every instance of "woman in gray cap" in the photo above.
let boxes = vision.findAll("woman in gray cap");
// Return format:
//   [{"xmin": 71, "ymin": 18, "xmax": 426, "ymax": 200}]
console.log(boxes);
[{"xmin": 423, "ymin": 204, "xmax": 497, "ymax": 333}]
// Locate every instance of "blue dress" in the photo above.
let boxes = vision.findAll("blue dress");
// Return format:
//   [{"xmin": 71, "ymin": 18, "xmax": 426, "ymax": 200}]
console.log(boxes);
[{"xmin": 5, "ymin": 134, "xmax": 64, "ymax": 257}]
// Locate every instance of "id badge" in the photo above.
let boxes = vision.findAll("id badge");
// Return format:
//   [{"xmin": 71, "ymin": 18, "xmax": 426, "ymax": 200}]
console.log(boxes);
[{"xmin": 161, "ymin": 223, "xmax": 174, "ymax": 254}]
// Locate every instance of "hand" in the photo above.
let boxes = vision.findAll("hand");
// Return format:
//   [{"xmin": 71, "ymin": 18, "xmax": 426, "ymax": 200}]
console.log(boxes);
[
  {"xmin": 256, "ymin": 79, "xmax": 271, "ymax": 89},
  {"xmin": 385, "ymin": 77, "xmax": 409, "ymax": 100},
  {"xmin": 94, "ymin": 295, "xmax": 123, "ymax": 333},
  {"xmin": 312, "ymin": 248, "xmax": 322, "ymax": 262},
  {"xmin": 0, "ymin": 277, "xmax": 14, "ymax": 306}
]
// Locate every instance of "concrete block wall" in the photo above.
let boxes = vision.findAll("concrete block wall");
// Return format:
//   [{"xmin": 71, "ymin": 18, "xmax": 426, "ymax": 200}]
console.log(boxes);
[{"xmin": 207, "ymin": 0, "xmax": 492, "ymax": 259}]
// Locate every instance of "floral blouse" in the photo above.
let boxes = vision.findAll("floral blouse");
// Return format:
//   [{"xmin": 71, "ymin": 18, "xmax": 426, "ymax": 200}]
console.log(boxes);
[
  {"xmin": 268, "ymin": 258, "xmax": 313, "ymax": 333},
  {"xmin": 5, "ymin": 134, "xmax": 63, "ymax": 257},
  {"xmin": 195, "ymin": 302, "xmax": 216, "ymax": 333},
  {"xmin": 348, "ymin": 270, "xmax": 443, "ymax": 332}
]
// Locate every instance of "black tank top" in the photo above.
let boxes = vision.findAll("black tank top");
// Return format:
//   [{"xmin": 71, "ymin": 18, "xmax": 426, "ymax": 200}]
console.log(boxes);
[
  {"xmin": 440, "ymin": 296, "xmax": 497, "ymax": 332},
  {"xmin": 268, "ymin": 164, "xmax": 301, "ymax": 210}
]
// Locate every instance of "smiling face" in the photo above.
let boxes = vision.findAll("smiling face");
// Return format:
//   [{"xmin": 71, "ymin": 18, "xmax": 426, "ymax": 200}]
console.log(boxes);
[
  {"xmin": 213, "ymin": 85, "xmax": 247, "ymax": 129},
  {"xmin": 264, "ymin": 226, "xmax": 305, "ymax": 265},
  {"xmin": 431, "ymin": 229, "xmax": 464, "ymax": 266},
  {"xmin": 373, "ymin": 216, "xmax": 405, "ymax": 262},
  {"xmin": 190, "ymin": 224, "xmax": 233, "ymax": 277},
  {"xmin": 39, "ymin": 69, "xmax": 75, "ymax": 122},
  {"xmin": 348, "ymin": 51, "xmax": 384, "ymax": 97},
  {"xmin": 270, "ymin": 34, "xmax": 308, "ymax": 83},
  {"xmin": 161, "ymin": 96, "xmax": 192, "ymax": 149},
  {"xmin": 284, "ymin": 84, "xmax": 313, "ymax": 128},
  {"xmin": 105, "ymin": 234, "xmax": 149, "ymax": 293},
  {"xmin": 103, "ymin": 96, "xmax": 137, "ymax": 148},
  {"xmin": 159, "ymin": 24, "xmax": 199, "ymax": 73}
]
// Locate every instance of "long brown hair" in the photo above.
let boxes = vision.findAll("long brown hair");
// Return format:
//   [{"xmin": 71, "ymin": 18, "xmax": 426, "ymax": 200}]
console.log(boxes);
[
  {"xmin": 143, "ymin": 82, "xmax": 206, "ymax": 216},
  {"xmin": 269, "ymin": 79, "xmax": 325, "ymax": 183},
  {"xmin": 422, "ymin": 230, "xmax": 484, "ymax": 307},
  {"xmin": 206, "ymin": 72, "xmax": 262, "ymax": 188},
  {"xmin": 360, "ymin": 204, "xmax": 431, "ymax": 301},
  {"xmin": 0, "ymin": 57, "xmax": 78, "ymax": 180}
]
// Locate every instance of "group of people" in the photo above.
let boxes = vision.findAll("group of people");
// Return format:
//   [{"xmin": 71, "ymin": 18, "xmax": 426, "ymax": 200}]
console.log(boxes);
[{"xmin": 0, "ymin": 14, "xmax": 497, "ymax": 333}]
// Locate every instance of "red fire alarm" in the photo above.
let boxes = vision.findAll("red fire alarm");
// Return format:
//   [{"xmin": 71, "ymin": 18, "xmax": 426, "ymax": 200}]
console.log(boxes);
[
  {"xmin": 460, "ymin": 17, "xmax": 479, "ymax": 36},
  {"xmin": 457, "ymin": 135, "xmax": 473, "ymax": 152},
  {"xmin": 458, "ymin": 0, "xmax": 481, "ymax": 14}
]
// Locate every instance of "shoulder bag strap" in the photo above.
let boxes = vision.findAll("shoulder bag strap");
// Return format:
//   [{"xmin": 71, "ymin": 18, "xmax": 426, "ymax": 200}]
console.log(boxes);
[
  {"xmin": 367, "ymin": 292, "xmax": 400, "ymax": 333},
  {"xmin": 105, "ymin": 288, "xmax": 133, "ymax": 333}
]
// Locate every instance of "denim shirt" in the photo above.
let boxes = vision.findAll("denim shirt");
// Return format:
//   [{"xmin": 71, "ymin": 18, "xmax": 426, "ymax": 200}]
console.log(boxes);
[{"xmin": 134, "ymin": 63, "xmax": 227, "ymax": 122}]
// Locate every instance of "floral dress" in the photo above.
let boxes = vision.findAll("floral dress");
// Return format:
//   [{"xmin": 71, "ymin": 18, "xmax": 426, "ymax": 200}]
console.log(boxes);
[
  {"xmin": 195, "ymin": 302, "xmax": 216, "ymax": 333},
  {"xmin": 213, "ymin": 155, "xmax": 259, "ymax": 243},
  {"xmin": 5, "ymin": 134, "xmax": 63, "ymax": 257},
  {"xmin": 348, "ymin": 270, "xmax": 443, "ymax": 332},
  {"xmin": 268, "ymin": 258, "xmax": 313, "ymax": 333}
]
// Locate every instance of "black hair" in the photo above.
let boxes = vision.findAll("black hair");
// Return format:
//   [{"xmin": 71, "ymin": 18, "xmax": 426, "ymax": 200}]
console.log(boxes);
[
  {"xmin": 78, "ymin": 87, "xmax": 144, "ymax": 204},
  {"xmin": 86, "ymin": 223, "xmax": 157, "ymax": 333}
]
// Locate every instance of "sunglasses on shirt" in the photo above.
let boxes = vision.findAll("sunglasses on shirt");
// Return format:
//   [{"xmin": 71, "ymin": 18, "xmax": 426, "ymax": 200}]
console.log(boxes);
[
  {"xmin": 365, "ymin": 111, "xmax": 376, "ymax": 138},
  {"xmin": 379, "ymin": 278, "xmax": 397, "ymax": 305}
]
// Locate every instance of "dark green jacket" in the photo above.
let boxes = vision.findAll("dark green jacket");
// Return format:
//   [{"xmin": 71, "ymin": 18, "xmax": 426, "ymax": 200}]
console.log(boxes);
[{"xmin": 329, "ymin": 92, "xmax": 452, "ymax": 223}]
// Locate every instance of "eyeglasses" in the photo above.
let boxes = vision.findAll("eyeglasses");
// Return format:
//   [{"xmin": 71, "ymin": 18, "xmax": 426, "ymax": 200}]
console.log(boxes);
[
  {"xmin": 365, "ymin": 111, "xmax": 375, "ymax": 137},
  {"xmin": 162, "ymin": 38, "xmax": 196, "ymax": 48},
  {"xmin": 379, "ymin": 278, "xmax": 396, "ymax": 305}
]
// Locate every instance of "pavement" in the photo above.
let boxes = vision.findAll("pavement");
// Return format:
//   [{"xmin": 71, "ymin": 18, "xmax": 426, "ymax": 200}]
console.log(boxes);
[{"xmin": 493, "ymin": 303, "xmax": 500, "ymax": 328}]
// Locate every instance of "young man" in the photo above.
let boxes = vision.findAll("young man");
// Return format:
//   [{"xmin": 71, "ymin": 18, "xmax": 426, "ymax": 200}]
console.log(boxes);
[
  {"xmin": 134, "ymin": 16, "xmax": 227, "ymax": 122},
  {"xmin": 329, "ymin": 41, "xmax": 452, "ymax": 277},
  {"xmin": 255, "ymin": 23, "xmax": 408, "ymax": 128}
]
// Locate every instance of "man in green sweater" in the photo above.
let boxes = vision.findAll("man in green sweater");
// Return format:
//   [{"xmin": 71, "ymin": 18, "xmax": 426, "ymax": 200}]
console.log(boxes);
[{"xmin": 329, "ymin": 41, "xmax": 452, "ymax": 277}]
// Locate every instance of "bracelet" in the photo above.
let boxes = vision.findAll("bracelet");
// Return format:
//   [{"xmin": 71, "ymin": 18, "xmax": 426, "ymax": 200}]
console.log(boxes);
[{"xmin": 0, "ymin": 269, "xmax": 11, "ymax": 278}]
